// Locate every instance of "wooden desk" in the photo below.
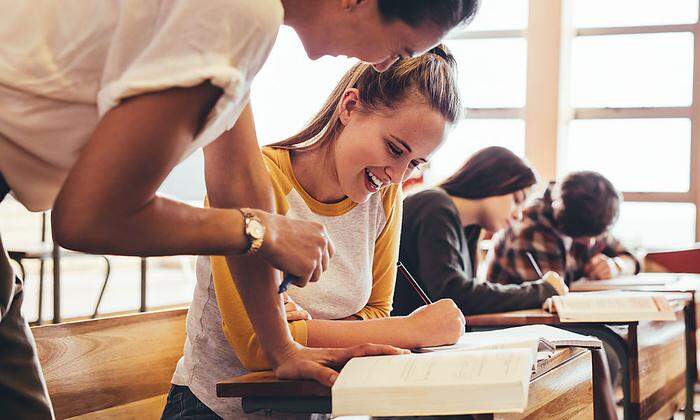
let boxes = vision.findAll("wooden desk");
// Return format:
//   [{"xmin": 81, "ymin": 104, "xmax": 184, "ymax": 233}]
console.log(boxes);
[
  {"xmin": 572, "ymin": 274, "xmax": 699, "ymax": 415},
  {"xmin": 467, "ymin": 301, "xmax": 691, "ymax": 420},
  {"xmin": 217, "ymin": 348, "xmax": 594, "ymax": 419}
]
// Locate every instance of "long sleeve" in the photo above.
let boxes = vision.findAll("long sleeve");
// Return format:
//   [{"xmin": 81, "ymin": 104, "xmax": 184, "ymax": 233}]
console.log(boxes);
[
  {"xmin": 413, "ymin": 206, "xmax": 556, "ymax": 315},
  {"xmin": 355, "ymin": 185, "xmax": 402, "ymax": 320},
  {"xmin": 487, "ymin": 226, "xmax": 568, "ymax": 285}
]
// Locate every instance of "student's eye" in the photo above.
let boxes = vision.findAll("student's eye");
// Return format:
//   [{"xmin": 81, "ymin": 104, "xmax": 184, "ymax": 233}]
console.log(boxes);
[{"xmin": 387, "ymin": 141, "xmax": 402, "ymax": 157}]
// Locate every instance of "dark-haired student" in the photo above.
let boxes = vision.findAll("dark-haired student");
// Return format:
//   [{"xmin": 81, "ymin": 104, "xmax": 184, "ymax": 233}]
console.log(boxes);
[
  {"xmin": 392, "ymin": 147, "xmax": 568, "ymax": 316},
  {"xmin": 487, "ymin": 171, "xmax": 641, "ymax": 287}
]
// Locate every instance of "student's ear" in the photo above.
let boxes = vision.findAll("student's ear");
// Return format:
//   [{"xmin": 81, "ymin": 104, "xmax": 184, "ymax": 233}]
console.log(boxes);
[{"xmin": 338, "ymin": 88, "xmax": 361, "ymax": 126}]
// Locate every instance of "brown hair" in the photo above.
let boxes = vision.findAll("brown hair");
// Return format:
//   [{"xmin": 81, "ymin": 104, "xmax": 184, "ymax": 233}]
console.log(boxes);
[
  {"xmin": 440, "ymin": 146, "xmax": 538, "ymax": 276},
  {"xmin": 553, "ymin": 171, "xmax": 621, "ymax": 238},
  {"xmin": 378, "ymin": 0, "xmax": 480, "ymax": 31},
  {"xmin": 440, "ymin": 146, "xmax": 538, "ymax": 200},
  {"xmin": 271, "ymin": 44, "xmax": 461, "ymax": 151}
]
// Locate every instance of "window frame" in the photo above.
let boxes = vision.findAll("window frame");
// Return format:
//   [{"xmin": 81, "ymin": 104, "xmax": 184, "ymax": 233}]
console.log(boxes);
[{"xmin": 526, "ymin": 0, "xmax": 700, "ymax": 246}]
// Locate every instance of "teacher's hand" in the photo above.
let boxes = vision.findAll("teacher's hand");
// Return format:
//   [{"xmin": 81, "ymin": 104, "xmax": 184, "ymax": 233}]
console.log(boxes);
[
  {"xmin": 252, "ymin": 210, "xmax": 335, "ymax": 288},
  {"xmin": 273, "ymin": 343, "xmax": 409, "ymax": 387}
]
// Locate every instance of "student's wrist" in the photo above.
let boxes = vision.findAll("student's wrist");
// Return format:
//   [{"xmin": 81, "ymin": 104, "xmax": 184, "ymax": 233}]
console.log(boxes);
[
  {"xmin": 267, "ymin": 339, "xmax": 303, "ymax": 368},
  {"xmin": 394, "ymin": 316, "xmax": 426, "ymax": 348}
]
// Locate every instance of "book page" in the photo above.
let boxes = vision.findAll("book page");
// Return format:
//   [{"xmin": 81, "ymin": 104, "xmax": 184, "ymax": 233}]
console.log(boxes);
[
  {"xmin": 419, "ymin": 330, "xmax": 545, "ymax": 355},
  {"xmin": 552, "ymin": 292, "xmax": 676, "ymax": 322},
  {"xmin": 333, "ymin": 349, "xmax": 532, "ymax": 389},
  {"xmin": 421, "ymin": 325, "xmax": 601, "ymax": 353},
  {"xmin": 573, "ymin": 274, "xmax": 680, "ymax": 290}
]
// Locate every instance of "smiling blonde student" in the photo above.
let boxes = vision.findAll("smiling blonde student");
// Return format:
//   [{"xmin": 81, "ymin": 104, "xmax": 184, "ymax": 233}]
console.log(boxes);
[{"xmin": 166, "ymin": 46, "xmax": 466, "ymax": 418}]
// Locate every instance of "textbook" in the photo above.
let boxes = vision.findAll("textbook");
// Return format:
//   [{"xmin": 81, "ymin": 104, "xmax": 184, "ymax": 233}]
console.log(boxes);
[
  {"xmin": 572, "ymin": 274, "xmax": 681, "ymax": 291},
  {"xmin": 331, "ymin": 348, "xmax": 534, "ymax": 417},
  {"xmin": 545, "ymin": 291, "xmax": 676, "ymax": 322},
  {"xmin": 420, "ymin": 325, "xmax": 602, "ymax": 354}
]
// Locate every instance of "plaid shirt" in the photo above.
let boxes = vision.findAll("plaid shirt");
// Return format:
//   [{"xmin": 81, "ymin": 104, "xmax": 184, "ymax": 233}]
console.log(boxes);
[{"xmin": 486, "ymin": 189, "xmax": 641, "ymax": 285}]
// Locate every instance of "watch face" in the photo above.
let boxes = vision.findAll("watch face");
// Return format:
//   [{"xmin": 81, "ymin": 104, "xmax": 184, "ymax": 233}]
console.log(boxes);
[{"xmin": 249, "ymin": 219, "xmax": 265, "ymax": 239}]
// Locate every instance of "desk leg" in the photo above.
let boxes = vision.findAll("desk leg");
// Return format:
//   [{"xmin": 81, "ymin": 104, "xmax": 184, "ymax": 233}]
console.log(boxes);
[
  {"xmin": 624, "ymin": 325, "xmax": 638, "ymax": 420},
  {"xmin": 139, "ymin": 257, "xmax": 147, "ymax": 312},
  {"xmin": 564, "ymin": 325, "xmax": 630, "ymax": 420},
  {"xmin": 52, "ymin": 244, "xmax": 60, "ymax": 324},
  {"xmin": 684, "ymin": 300, "xmax": 696, "ymax": 420}
]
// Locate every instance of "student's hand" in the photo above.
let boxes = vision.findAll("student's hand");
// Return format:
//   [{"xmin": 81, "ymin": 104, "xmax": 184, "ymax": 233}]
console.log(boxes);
[
  {"xmin": 283, "ymin": 293, "xmax": 312, "ymax": 322},
  {"xmin": 542, "ymin": 297, "xmax": 556, "ymax": 313},
  {"xmin": 585, "ymin": 254, "xmax": 619, "ymax": 280},
  {"xmin": 273, "ymin": 343, "xmax": 410, "ymax": 387},
  {"xmin": 253, "ymin": 210, "xmax": 335, "ymax": 287},
  {"xmin": 542, "ymin": 271, "xmax": 568, "ymax": 295},
  {"xmin": 405, "ymin": 299, "xmax": 465, "ymax": 348}
]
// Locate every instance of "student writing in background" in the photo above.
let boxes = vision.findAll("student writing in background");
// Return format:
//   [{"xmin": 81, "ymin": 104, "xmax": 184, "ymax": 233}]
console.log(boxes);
[
  {"xmin": 487, "ymin": 171, "xmax": 641, "ymax": 286},
  {"xmin": 165, "ymin": 47, "xmax": 467, "ymax": 419},
  {"xmin": 392, "ymin": 147, "xmax": 567, "ymax": 316}
]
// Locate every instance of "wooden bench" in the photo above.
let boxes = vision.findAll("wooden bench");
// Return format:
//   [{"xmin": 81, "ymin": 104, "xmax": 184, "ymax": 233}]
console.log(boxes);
[{"xmin": 32, "ymin": 307, "xmax": 187, "ymax": 419}]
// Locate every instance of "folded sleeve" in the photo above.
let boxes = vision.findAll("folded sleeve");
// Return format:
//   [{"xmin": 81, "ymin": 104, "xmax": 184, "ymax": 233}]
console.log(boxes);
[{"xmin": 97, "ymin": 0, "xmax": 282, "ymax": 152}]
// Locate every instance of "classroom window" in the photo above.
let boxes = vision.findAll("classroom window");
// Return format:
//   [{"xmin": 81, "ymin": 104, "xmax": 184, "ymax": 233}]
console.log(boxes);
[
  {"xmin": 573, "ymin": 0, "xmax": 699, "ymax": 28},
  {"xmin": 447, "ymin": 38, "xmax": 527, "ymax": 108},
  {"xmin": 571, "ymin": 33, "xmax": 694, "ymax": 108},
  {"xmin": 565, "ymin": 119, "xmax": 691, "ymax": 193},
  {"xmin": 552, "ymin": 0, "xmax": 700, "ymax": 249},
  {"xmin": 611, "ymin": 202, "xmax": 697, "ymax": 250},
  {"xmin": 251, "ymin": 26, "xmax": 354, "ymax": 145},
  {"xmin": 464, "ymin": 0, "xmax": 528, "ymax": 31},
  {"xmin": 425, "ymin": 1, "xmax": 529, "ymax": 185},
  {"xmin": 424, "ymin": 119, "xmax": 525, "ymax": 185}
]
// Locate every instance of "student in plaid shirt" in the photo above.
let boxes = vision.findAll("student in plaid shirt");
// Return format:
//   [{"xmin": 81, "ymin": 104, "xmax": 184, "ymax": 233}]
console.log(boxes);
[{"xmin": 487, "ymin": 171, "xmax": 641, "ymax": 286}]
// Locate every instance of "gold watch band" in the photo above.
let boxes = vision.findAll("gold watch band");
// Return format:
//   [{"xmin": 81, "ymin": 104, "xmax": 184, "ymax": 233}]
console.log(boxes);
[{"xmin": 239, "ymin": 208, "xmax": 265, "ymax": 255}]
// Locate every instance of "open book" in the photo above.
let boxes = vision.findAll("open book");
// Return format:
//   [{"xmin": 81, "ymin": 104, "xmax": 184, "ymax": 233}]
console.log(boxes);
[
  {"xmin": 331, "ymin": 348, "xmax": 534, "ymax": 417},
  {"xmin": 572, "ymin": 274, "xmax": 682, "ymax": 291},
  {"xmin": 420, "ymin": 325, "xmax": 602, "ymax": 353},
  {"xmin": 546, "ymin": 291, "xmax": 676, "ymax": 322}
]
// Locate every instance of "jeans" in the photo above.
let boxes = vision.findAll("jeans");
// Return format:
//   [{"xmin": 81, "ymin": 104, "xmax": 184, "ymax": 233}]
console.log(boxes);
[{"xmin": 161, "ymin": 385, "xmax": 222, "ymax": 420}]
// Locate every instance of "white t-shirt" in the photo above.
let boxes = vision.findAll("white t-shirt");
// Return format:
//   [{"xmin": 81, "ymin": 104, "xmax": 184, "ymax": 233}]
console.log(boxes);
[{"xmin": 0, "ymin": 0, "xmax": 284, "ymax": 211}]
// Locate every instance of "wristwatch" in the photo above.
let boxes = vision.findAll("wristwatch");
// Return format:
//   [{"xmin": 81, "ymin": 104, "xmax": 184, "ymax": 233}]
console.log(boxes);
[{"xmin": 239, "ymin": 208, "xmax": 266, "ymax": 255}]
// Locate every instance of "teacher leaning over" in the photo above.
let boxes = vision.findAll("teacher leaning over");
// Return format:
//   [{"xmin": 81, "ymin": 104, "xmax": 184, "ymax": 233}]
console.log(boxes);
[{"xmin": 0, "ymin": 0, "xmax": 478, "ymax": 418}]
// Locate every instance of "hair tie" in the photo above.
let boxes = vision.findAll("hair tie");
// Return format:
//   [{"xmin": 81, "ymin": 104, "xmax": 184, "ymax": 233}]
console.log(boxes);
[{"xmin": 430, "ymin": 47, "xmax": 449, "ymax": 60}]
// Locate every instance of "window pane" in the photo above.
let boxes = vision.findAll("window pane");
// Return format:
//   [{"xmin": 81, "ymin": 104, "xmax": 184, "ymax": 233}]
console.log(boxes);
[
  {"xmin": 251, "ymin": 27, "xmax": 354, "ymax": 145},
  {"xmin": 573, "ymin": 0, "xmax": 698, "ymax": 28},
  {"xmin": 611, "ymin": 202, "xmax": 696, "ymax": 250},
  {"xmin": 571, "ymin": 33, "xmax": 694, "ymax": 107},
  {"xmin": 446, "ymin": 38, "xmax": 527, "ymax": 108},
  {"xmin": 459, "ymin": 0, "xmax": 528, "ymax": 31},
  {"xmin": 566, "ymin": 119, "xmax": 691, "ymax": 192},
  {"xmin": 424, "ymin": 119, "xmax": 525, "ymax": 184}
]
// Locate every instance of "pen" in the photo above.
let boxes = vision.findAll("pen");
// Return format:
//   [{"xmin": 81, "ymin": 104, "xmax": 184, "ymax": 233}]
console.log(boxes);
[
  {"xmin": 397, "ymin": 261, "xmax": 432, "ymax": 305},
  {"xmin": 526, "ymin": 252, "xmax": 544, "ymax": 278},
  {"xmin": 278, "ymin": 273, "xmax": 295, "ymax": 294}
]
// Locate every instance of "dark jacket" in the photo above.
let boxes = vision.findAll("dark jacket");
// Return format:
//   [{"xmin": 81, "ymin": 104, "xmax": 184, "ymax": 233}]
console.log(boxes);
[{"xmin": 392, "ymin": 188, "xmax": 557, "ymax": 316}]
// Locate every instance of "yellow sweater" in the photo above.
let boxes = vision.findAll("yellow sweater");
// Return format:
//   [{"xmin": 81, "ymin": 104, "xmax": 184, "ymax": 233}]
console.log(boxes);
[{"xmin": 209, "ymin": 147, "xmax": 403, "ymax": 370}]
